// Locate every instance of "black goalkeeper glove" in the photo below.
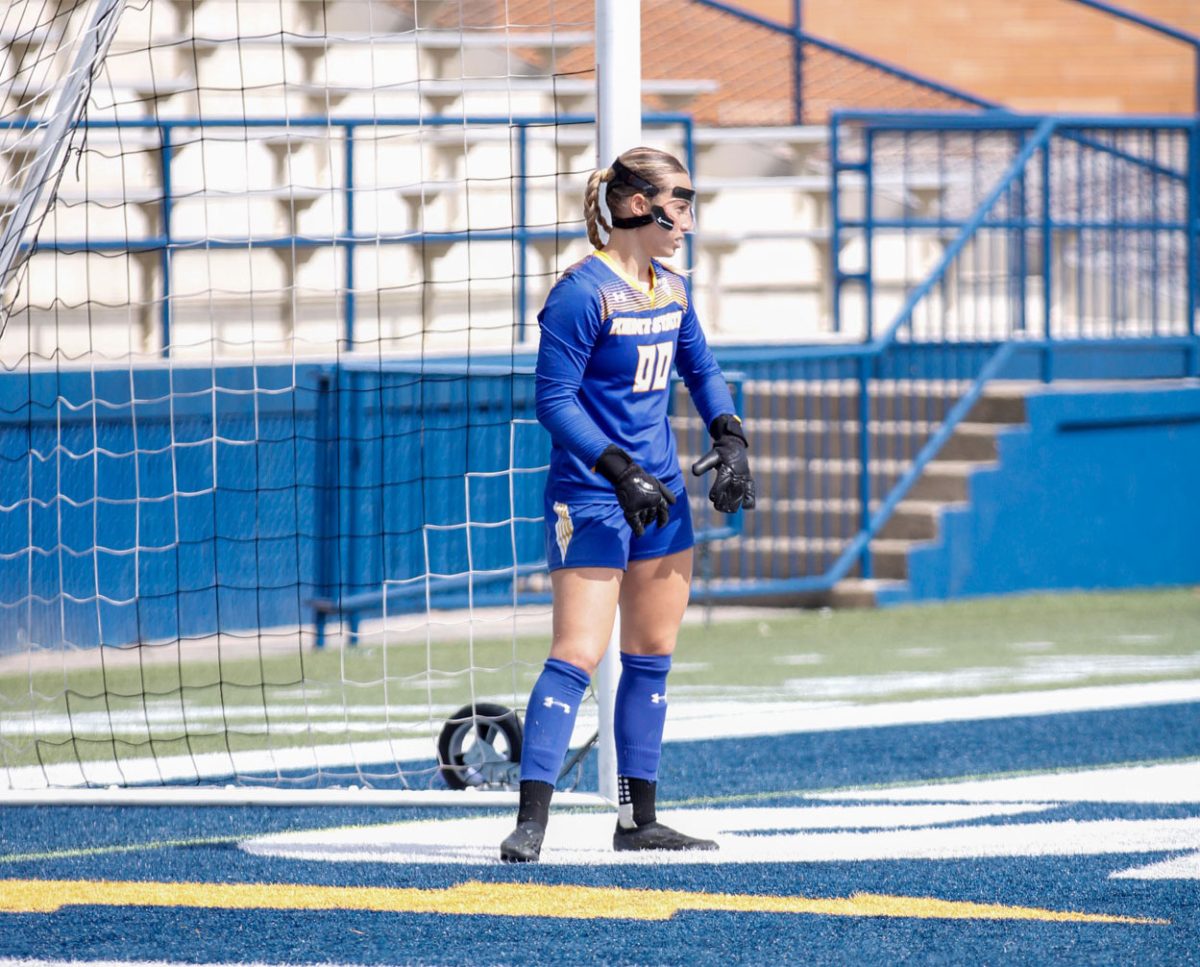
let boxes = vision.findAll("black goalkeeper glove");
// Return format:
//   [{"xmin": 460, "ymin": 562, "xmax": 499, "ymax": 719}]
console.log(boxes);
[
  {"xmin": 691, "ymin": 413, "xmax": 756, "ymax": 514},
  {"xmin": 594, "ymin": 444, "xmax": 676, "ymax": 538}
]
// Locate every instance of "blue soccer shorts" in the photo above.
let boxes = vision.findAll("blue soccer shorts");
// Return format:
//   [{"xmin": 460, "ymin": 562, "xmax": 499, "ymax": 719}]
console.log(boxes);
[{"xmin": 544, "ymin": 489, "xmax": 694, "ymax": 571}]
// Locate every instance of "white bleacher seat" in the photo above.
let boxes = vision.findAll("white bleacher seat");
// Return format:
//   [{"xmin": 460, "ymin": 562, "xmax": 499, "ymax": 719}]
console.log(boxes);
[
  {"xmin": 32, "ymin": 192, "xmax": 159, "ymax": 239},
  {"xmin": 186, "ymin": 0, "xmax": 324, "ymax": 38},
  {"xmin": 401, "ymin": 126, "xmax": 594, "ymax": 186},
  {"xmin": 99, "ymin": 43, "xmax": 189, "ymax": 89},
  {"xmin": 0, "ymin": 183, "xmax": 159, "ymax": 245},
  {"xmin": 285, "ymin": 244, "xmax": 339, "ymax": 292},
  {"xmin": 169, "ymin": 138, "xmax": 280, "ymax": 194},
  {"xmin": 310, "ymin": 39, "xmax": 421, "ymax": 89},
  {"xmin": 288, "ymin": 81, "xmax": 423, "ymax": 118},
  {"xmin": 351, "ymin": 187, "xmax": 410, "ymax": 236},
  {"xmin": 256, "ymin": 131, "xmax": 339, "ymax": 192},
  {"xmin": 0, "ymin": 26, "xmax": 52, "ymax": 83},
  {"xmin": 411, "ymin": 29, "xmax": 593, "ymax": 63},
  {"xmin": 404, "ymin": 77, "xmax": 716, "ymax": 118},
  {"xmin": 111, "ymin": 0, "xmax": 187, "ymax": 43},
  {"xmin": 352, "ymin": 244, "xmax": 418, "ymax": 296},
  {"xmin": 171, "ymin": 247, "xmax": 287, "ymax": 297},
  {"xmin": 695, "ymin": 232, "xmax": 830, "ymax": 336},
  {"xmin": 189, "ymin": 41, "xmax": 310, "ymax": 91},
  {"xmin": 137, "ymin": 28, "xmax": 588, "ymax": 91},
  {"xmin": 88, "ymin": 80, "xmax": 197, "ymax": 120},
  {"xmin": 169, "ymin": 185, "xmax": 339, "ymax": 238},
  {"xmin": 44, "ymin": 130, "xmax": 163, "ymax": 193},
  {"xmin": 19, "ymin": 251, "xmax": 147, "ymax": 308},
  {"xmin": 3, "ymin": 80, "xmax": 182, "ymax": 124},
  {"xmin": 694, "ymin": 125, "xmax": 828, "ymax": 177},
  {"xmin": 697, "ymin": 175, "xmax": 829, "ymax": 232}
]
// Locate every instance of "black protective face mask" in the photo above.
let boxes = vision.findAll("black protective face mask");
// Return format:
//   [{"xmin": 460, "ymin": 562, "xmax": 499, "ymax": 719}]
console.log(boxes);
[{"xmin": 607, "ymin": 159, "xmax": 695, "ymax": 231}]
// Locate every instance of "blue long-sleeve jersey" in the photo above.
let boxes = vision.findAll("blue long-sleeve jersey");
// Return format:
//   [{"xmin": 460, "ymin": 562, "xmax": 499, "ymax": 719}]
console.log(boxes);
[{"xmin": 535, "ymin": 252, "xmax": 735, "ymax": 503}]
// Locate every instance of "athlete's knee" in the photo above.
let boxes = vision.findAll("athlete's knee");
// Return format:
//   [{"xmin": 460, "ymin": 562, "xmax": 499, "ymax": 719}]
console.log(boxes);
[
  {"xmin": 620, "ymin": 637, "xmax": 677, "ymax": 658},
  {"xmin": 546, "ymin": 646, "xmax": 603, "ymax": 677}
]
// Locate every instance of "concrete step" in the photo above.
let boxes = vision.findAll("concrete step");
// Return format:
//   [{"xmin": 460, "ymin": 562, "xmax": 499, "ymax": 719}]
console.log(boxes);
[
  {"xmin": 937, "ymin": 422, "xmax": 1003, "ymax": 461},
  {"xmin": 704, "ymin": 456, "xmax": 990, "ymax": 504},
  {"xmin": 700, "ymin": 535, "xmax": 924, "ymax": 582},
  {"xmin": 966, "ymin": 386, "xmax": 1029, "ymax": 424},
  {"xmin": 699, "ymin": 499, "xmax": 949, "ymax": 544},
  {"xmin": 721, "ymin": 380, "xmax": 1031, "ymax": 426},
  {"xmin": 736, "ymin": 381, "xmax": 966, "ymax": 423},
  {"xmin": 906, "ymin": 460, "xmax": 993, "ymax": 502},
  {"xmin": 675, "ymin": 416, "xmax": 1003, "ymax": 463},
  {"xmin": 677, "ymin": 377, "xmax": 1032, "ymax": 608},
  {"xmin": 865, "ymin": 538, "xmax": 923, "ymax": 580},
  {"xmin": 692, "ymin": 497, "xmax": 861, "ymax": 538},
  {"xmin": 879, "ymin": 499, "xmax": 963, "ymax": 541},
  {"xmin": 704, "ymin": 536, "xmax": 843, "ymax": 581},
  {"xmin": 830, "ymin": 577, "xmax": 911, "ymax": 609}
]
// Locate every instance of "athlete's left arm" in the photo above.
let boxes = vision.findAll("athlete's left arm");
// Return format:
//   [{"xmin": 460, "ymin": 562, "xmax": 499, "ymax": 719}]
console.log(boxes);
[
  {"xmin": 674, "ymin": 285, "xmax": 756, "ymax": 512},
  {"xmin": 673, "ymin": 287, "xmax": 736, "ymax": 426}
]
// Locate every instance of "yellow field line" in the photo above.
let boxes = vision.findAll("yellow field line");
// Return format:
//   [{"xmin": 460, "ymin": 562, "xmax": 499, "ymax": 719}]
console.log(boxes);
[{"xmin": 0, "ymin": 879, "xmax": 1167, "ymax": 924}]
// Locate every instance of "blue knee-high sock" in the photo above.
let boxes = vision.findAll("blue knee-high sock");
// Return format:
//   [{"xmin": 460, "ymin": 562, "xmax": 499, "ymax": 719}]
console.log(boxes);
[
  {"xmin": 519, "ymin": 657, "xmax": 591, "ymax": 785},
  {"xmin": 614, "ymin": 652, "xmax": 672, "ymax": 781}
]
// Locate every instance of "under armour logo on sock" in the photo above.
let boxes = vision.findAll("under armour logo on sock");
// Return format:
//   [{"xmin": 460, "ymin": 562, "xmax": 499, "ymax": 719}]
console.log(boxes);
[
  {"xmin": 543, "ymin": 696, "xmax": 572, "ymax": 714},
  {"xmin": 650, "ymin": 692, "xmax": 667, "ymax": 704}
]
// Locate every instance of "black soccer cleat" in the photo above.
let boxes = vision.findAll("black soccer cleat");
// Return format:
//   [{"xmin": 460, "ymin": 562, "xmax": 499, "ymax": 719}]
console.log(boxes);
[
  {"xmin": 500, "ymin": 820, "xmax": 546, "ymax": 863},
  {"xmin": 612, "ymin": 821, "xmax": 718, "ymax": 853}
]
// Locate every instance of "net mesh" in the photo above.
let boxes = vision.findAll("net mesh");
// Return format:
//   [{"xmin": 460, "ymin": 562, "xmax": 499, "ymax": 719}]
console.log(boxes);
[{"xmin": 0, "ymin": 0, "xmax": 603, "ymax": 792}]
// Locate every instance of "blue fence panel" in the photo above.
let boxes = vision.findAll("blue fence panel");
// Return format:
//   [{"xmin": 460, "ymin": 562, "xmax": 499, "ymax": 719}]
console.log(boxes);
[
  {"xmin": 823, "ymin": 113, "xmax": 1200, "ymax": 587},
  {"xmin": 0, "ymin": 364, "xmax": 327, "ymax": 653}
]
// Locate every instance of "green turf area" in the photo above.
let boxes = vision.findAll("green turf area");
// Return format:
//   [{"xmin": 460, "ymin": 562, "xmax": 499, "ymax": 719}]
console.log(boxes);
[
  {"xmin": 1, "ymin": 587, "xmax": 1197, "ymax": 769},
  {"xmin": 669, "ymin": 586, "xmax": 1200, "ymax": 700}
]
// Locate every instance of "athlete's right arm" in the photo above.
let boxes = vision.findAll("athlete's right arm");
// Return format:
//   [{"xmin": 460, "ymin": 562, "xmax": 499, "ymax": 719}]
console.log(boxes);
[{"xmin": 534, "ymin": 278, "xmax": 612, "ymax": 467}]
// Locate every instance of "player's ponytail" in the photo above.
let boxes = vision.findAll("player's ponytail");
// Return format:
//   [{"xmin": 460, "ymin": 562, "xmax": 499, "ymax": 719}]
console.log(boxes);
[{"xmin": 585, "ymin": 167, "xmax": 615, "ymax": 250}]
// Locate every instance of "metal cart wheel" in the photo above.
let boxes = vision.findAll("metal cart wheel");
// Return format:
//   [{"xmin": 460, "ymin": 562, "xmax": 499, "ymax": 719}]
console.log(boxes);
[{"xmin": 437, "ymin": 703, "xmax": 523, "ymax": 790}]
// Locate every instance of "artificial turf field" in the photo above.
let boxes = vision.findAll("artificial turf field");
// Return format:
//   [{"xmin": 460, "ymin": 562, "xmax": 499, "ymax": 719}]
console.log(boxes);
[{"xmin": 1, "ymin": 589, "xmax": 1198, "ymax": 965}]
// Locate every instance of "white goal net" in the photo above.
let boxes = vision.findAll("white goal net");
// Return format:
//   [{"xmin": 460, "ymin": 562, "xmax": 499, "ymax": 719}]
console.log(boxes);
[{"xmin": 0, "ymin": 0, "xmax": 650, "ymax": 798}]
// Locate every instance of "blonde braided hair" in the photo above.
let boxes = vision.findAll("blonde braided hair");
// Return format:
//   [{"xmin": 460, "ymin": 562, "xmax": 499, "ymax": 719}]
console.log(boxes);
[
  {"xmin": 584, "ymin": 166, "xmax": 615, "ymax": 250},
  {"xmin": 583, "ymin": 146, "xmax": 690, "ymax": 251}
]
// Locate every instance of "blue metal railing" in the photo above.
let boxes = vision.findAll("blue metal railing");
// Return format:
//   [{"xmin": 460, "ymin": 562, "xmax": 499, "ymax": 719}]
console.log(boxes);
[
  {"xmin": 2, "ymin": 112, "xmax": 695, "ymax": 354},
  {"xmin": 690, "ymin": 0, "xmax": 995, "ymax": 123},
  {"xmin": 832, "ymin": 113, "xmax": 1197, "ymax": 337},
  {"xmin": 824, "ymin": 112, "xmax": 1200, "ymax": 584},
  {"xmin": 689, "ymin": 113, "xmax": 1199, "ymax": 600},
  {"xmin": 1066, "ymin": 0, "xmax": 1200, "ymax": 114}
]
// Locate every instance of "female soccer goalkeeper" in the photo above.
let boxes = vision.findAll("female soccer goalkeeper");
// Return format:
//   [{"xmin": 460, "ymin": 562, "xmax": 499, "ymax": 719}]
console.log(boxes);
[{"xmin": 499, "ymin": 147, "xmax": 756, "ymax": 862}]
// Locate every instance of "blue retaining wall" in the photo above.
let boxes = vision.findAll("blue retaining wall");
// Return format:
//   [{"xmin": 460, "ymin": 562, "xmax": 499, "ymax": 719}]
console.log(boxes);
[
  {"xmin": 0, "ymin": 361, "xmax": 543, "ymax": 652},
  {"xmin": 903, "ymin": 384, "xmax": 1200, "ymax": 601},
  {"xmin": 2, "ymin": 344, "xmax": 1195, "ymax": 650},
  {"xmin": 0, "ymin": 363, "xmax": 325, "ymax": 652}
]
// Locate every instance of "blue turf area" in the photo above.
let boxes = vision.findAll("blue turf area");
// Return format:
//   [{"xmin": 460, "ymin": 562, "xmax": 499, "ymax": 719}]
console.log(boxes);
[{"xmin": 0, "ymin": 701, "xmax": 1197, "ymax": 966}]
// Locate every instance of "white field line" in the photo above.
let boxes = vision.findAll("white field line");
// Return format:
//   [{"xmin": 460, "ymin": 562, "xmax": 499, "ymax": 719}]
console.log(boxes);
[
  {"xmin": 809, "ymin": 760, "xmax": 1200, "ymax": 804},
  {"xmin": 6, "ymin": 654, "xmax": 1199, "ymax": 738},
  {"xmin": 0, "ymin": 709, "xmax": 601, "ymax": 792},
  {"xmin": 661, "ymin": 678, "xmax": 1200, "ymax": 743},
  {"xmin": 241, "ymin": 801, "xmax": 1200, "ymax": 868},
  {"xmin": 774, "ymin": 653, "xmax": 1200, "ymax": 700},
  {"xmin": 2, "ymin": 679, "xmax": 1198, "ymax": 792}
]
